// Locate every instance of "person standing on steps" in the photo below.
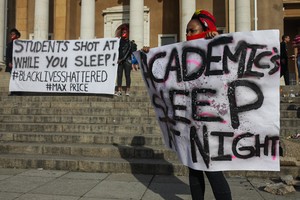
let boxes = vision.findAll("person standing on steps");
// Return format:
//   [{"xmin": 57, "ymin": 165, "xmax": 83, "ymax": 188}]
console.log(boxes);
[
  {"xmin": 185, "ymin": 10, "xmax": 232, "ymax": 200},
  {"xmin": 5, "ymin": 28, "xmax": 21, "ymax": 96},
  {"xmin": 115, "ymin": 27, "xmax": 133, "ymax": 96},
  {"xmin": 143, "ymin": 10, "xmax": 232, "ymax": 200},
  {"xmin": 280, "ymin": 34, "xmax": 290, "ymax": 85},
  {"xmin": 5, "ymin": 28, "xmax": 21, "ymax": 74}
]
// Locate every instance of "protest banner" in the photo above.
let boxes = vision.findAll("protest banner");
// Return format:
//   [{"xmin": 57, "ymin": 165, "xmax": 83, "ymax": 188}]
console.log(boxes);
[
  {"xmin": 134, "ymin": 30, "xmax": 280, "ymax": 171},
  {"xmin": 9, "ymin": 38, "xmax": 120, "ymax": 94}
]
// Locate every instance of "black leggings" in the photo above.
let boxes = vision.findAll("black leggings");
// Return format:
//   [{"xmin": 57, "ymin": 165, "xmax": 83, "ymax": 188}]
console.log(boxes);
[
  {"xmin": 280, "ymin": 62, "xmax": 290, "ymax": 85},
  {"xmin": 189, "ymin": 168, "xmax": 232, "ymax": 200},
  {"xmin": 117, "ymin": 61, "xmax": 131, "ymax": 88}
]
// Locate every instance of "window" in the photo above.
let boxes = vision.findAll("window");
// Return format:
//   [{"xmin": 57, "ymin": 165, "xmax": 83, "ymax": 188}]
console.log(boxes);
[{"xmin": 158, "ymin": 34, "xmax": 177, "ymax": 46}]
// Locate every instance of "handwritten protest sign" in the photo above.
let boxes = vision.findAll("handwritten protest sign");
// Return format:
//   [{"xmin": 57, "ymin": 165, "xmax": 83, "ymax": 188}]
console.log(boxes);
[
  {"xmin": 134, "ymin": 30, "xmax": 280, "ymax": 171},
  {"xmin": 9, "ymin": 38, "xmax": 119, "ymax": 94}
]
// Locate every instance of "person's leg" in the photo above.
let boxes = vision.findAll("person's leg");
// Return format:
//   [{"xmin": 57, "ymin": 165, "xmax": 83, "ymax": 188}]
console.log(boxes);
[
  {"xmin": 280, "ymin": 61, "xmax": 284, "ymax": 77},
  {"xmin": 124, "ymin": 61, "xmax": 131, "ymax": 95},
  {"xmin": 205, "ymin": 171, "xmax": 232, "ymax": 200},
  {"xmin": 189, "ymin": 168, "xmax": 205, "ymax": 200},
  {"xmin": 116, "ymin": 64, "xmax": 123, "ymax": 95},
  {"xmin": 283, "ymin": 64, "xmax": 290, "ymax": 85}
]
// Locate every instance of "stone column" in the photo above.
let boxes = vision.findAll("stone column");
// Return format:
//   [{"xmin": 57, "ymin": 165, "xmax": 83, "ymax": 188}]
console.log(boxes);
[
  {"xmin": 228, "ymin": 0, "xmax": 235, "ymax": 33},
  {"xmin": 80, "ymin": 0, "xmax": 95, "ymax": 39},
  {"xmin": 34, "ymin": 0, "xmax": 49, "ymax": 40},
  {"xmin": 235, "ymin": 0, "xmax": 251, "ymax": 32},
  {"xmin": 54, "ymin": 0, "xmax": 67, "ymax": 40},
  {"xmin": 180, "ymin": 0, "xmax": 196, "ymax": 42},
  {"xmin": 0, "ymin": 0, "xmax": 6, "ymax": 63},
  {"xmin": 129, "ymin": 0, "xmax": 144, "ymax": 49},
  {"xmin": 16, "ymin": 0, "xmax": 29, "ymax": 39}
]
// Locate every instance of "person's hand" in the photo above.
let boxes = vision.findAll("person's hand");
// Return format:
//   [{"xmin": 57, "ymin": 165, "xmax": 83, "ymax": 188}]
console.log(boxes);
[
  {"xmin": 205, "ymin": 31, "xmax": 219, "ymax": 39},
  {"xmin": 142, "ymin": 46, "xmax": 150, "ymax": 53},
  {"xmin": 8, "ymin": 63, "xmax": 12, "ymax": 68}
]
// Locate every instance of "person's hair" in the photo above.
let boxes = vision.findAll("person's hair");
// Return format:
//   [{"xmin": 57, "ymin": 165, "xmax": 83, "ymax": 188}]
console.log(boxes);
[
  {"xmin": 282, "ymin": 34, "xmax": 289, "ymax": 41},
  {"xmin": 10, "ymin": 28, "xmax": 21, "ymax": 38},
  {"xmin": 121, "ymin": 27, "xmax": 129, "ymax": 32}
]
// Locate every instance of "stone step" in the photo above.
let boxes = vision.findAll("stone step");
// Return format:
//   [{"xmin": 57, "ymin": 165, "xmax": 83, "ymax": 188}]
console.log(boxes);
[
  {"xmin": 0, "ymin": 100, "xmax": 152, "ymax": 109},
  {"xmin": 0, "ymin": 90, "xmax": 151, "ymax": 98},
  {"xmin": 280, "ymin": 97, "xmax": 300, "ymax": 103},
  {"xmin": 2, "ymin": 115, "xmax": 298, "ymax": 130},
  {"xmin": 280, "ymin": 118, "xmax": 300, "ymax": 127},
  {"xmin": 0, "ymin": 87, "xmax": 150, "ymax": 95},
  {"xmin": 280, "ymin": 127, "xmax": 300, "ymax": 137},
  {"xmin": 280, "ymin": 85, "xmax": 300, "ymax": 93},
  {"xmin": 0, "ymin": 93, "xmax": 290, "ymax": 101},
  {"xmin": 1, "ymin": 123, "xmax": 296, "ymax": 138},
  {"xmin": 0, "ymin": 142, "xmax": 178, "ymax": 160},
  {"xmin": 0, "ymin": 107, "xmax": 155, "ymax": 116},
  {"xmin": 0, "ymin": 153, "xmax": 187, "ymax": 175},
  {"xmin": 1, "ymin": 112, "xmax": 297, "ymax": 131},
  {"xmin": 0, "ymin": 132, "xmax": 165, "ymax": 146},
  {"xmin": 280, "ymin": 110, "xmax": 299, "ymax": 118},
  {"xmin": 224, "ymin": 165, "xmax": 300, "ymax": 179},
  {"xmin": 0, "ymin": 98, "xmax": 296, "ymax": 115},
  {"xmin": 0, "ymin": 71, "xmax": 10, "ymax": 78},
  {"xmin": 0, "ymin": 123, "xmax": 161, "ymax": 134},
  {"xmin": 0, "ymin": 115, "xmax": 159, "ymax": 125},
  {"xmin": 4, "ymin": 87, "xmax": 299, "ymax": 98},
  {"xmin": 0, "ymin": 87, "xmax": 150, "ymax": 94},
  {"xmin": 0, "ymin": 94, "xmax": 152, "ymax": 103},
  {"xmin": 0, "ymin": 153, "xmax": 298, "ymax": 178},
  {"xmin": 2, "ymin": 92, "xmax": 299, "ymax": 107},
  {"xmin": 280, "ymin": 103, "xmax": 300, "ymax": 110},
  {"xmin": 4, "ymin": 92, "xmax": 300, "ymax": 105},
  {"xmin": 1, "ymin": 98, "xmax": 296, "ymax": 116}
]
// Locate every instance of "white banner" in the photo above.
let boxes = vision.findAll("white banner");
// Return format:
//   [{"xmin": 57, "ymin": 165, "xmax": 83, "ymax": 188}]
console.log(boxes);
[
  {"xmin": 10, "ymin": 38, "xmax": 120, "ymax": 94},
  {"xmin": 134, "ymin": 30, "xmax": 280, "ymax": 171}
]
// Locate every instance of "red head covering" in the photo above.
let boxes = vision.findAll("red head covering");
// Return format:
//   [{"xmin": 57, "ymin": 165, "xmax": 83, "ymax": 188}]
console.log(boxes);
[
  {"xmin": 192, "ymin": 10, "xmax": 217, "ymax": 32},
  {"xmin": 186, "ymin": 10, "xmax": 217, "ymax": 41}
]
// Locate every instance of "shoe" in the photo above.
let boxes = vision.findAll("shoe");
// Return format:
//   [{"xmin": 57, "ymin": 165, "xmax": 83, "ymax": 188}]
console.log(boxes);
[
  {"xmin": 126, "ymin": 92, "xmax": 130, "ymax": 96},
  {"xmin": 114, "ymin": 91, "xmax": 122, "ymax": 96}
]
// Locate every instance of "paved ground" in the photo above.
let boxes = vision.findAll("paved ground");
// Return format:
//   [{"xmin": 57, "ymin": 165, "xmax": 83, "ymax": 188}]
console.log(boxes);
[{"xmin": 0, "ymin": 168, "xmax": 299, "ymax": 200}]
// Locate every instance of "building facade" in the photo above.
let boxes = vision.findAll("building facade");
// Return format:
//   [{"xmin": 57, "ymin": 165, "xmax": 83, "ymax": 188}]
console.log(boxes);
[{"xmin": 1, "ymin": 0, "xmax": 299, "ymax": 74}]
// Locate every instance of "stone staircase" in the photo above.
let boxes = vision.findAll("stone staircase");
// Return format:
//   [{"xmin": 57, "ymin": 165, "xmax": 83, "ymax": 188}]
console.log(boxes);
[
  {"xmin": 280, "ymin": 86, "xmax": 300, "ymax": 137},
  {"xmin": 0, "ymin": 66, "xmax": 299, "ymax": 178},
  {"xmin": 0, "ymin": 67, "xmax": 187, "ymax": 176}
]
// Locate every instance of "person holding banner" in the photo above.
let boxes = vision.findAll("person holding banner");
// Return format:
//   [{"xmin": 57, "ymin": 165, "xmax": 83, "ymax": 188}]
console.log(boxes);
[
  {"xmin": 185, "ymin": 10, "xmax": 232, "ymax": 200},
  {"xmin": 5, "ymin": 28, "xmax": 21, "ymax": 73},
  {"xmin": 143, "ymin": 9, "xmax": 232, "ymax": 200},
  {"xmin": 115, "ymin": 27, "xmax": 133, "ymax": 96}
]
